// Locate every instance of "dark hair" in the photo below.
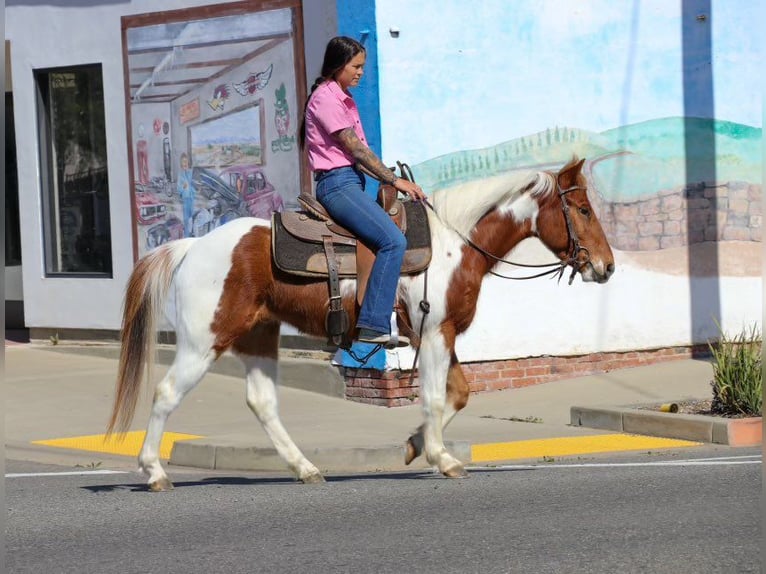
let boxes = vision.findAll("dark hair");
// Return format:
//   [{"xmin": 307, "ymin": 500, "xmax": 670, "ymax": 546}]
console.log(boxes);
[{"xmin": 300, "ymin": 36, "xmax": 366, "ymax": 149}]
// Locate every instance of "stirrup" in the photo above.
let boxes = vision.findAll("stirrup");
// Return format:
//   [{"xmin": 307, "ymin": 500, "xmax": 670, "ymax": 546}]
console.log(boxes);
[{"xmin": 357, "ymin": 332, "xmax": 410, "ymax": 349}]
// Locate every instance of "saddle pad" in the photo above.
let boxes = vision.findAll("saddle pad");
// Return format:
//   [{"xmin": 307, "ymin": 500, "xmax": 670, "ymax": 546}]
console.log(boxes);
[{"xmin": 272, "ymin": 201, "xmax": 432, "ymax": 278}]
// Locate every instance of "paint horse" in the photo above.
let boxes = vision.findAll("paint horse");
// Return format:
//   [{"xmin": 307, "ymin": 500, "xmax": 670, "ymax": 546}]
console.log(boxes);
[{"xmin": 107, "ymin": 156, "xmax": 614, "ymax": 490}]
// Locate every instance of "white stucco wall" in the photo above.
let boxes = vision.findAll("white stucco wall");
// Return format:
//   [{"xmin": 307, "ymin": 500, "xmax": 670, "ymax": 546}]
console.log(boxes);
[{"xmin": 374, "ymin": 0, "xmax": 762, "ymax": 361}]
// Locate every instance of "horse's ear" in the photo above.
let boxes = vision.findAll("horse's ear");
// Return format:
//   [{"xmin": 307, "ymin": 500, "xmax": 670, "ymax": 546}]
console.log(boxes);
[{"xmin": 558, "ymin": 157, "xmax": 586, "ymax": 188}]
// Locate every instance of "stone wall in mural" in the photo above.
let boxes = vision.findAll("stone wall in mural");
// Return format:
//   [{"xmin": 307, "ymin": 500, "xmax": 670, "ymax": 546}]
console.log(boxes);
[{"xmin": 412, "ymin": 117, "xmax": 761, "ymax": 275}]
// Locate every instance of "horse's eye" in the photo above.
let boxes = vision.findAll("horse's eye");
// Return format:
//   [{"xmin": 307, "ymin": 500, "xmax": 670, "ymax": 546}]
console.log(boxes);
[{"xmin": 578, "ymin": 207, "xmax": 590, "ymax": 217}]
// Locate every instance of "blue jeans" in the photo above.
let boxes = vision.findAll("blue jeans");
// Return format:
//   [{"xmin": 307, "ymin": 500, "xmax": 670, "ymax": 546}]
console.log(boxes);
[{"xmin": 315, "ymin": 167, "xmax": 407, "ymax": 334}]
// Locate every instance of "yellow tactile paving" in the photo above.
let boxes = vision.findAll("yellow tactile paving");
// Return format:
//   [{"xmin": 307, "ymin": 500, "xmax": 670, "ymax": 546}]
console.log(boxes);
[
  {"xmin": 32, "ymin": 431, "xmax": 203, "ymax": 459},
  {"xmin": 471, "ymin": 433, "xmax": 701, "ymax": 462}
]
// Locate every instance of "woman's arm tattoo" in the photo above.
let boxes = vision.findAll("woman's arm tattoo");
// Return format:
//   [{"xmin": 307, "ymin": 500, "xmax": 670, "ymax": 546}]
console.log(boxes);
[{"xmin": 335, "ymin": 128, "xmax": 396, "ymax": 184}]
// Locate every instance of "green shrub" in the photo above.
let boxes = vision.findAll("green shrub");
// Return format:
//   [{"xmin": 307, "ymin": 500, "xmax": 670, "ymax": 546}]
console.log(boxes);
[{"xmin": 708, "ymin": 322, "xmax": 762, "ymax": 417}]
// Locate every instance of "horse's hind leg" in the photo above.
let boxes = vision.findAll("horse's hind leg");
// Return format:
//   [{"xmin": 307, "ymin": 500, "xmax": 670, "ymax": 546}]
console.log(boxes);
[
  {"xmin": 406, "ymin": 351, "xmax": 469, "ymax": 465},
  {"xmin": 139, "ymin": 347, "xmax": 214, "ymax": 491},
  {"xmin": 235, "ymin": 322, "xmax": 324, "ymax": 484}
]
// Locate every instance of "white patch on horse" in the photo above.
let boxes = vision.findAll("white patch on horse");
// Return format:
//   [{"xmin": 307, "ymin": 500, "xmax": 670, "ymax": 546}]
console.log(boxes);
[
  {"xmin": 339, "ymin": 279, "xmax": 356, "ymax": 299},
  {"xmin": 397, "ymin": 210, "xmax": 465, "ymax": 342},
  {"xmin": 502, "ymin": 193, "xmax": 540, "ymax": 232},
  {"xmin": 502, "ymin": 171, "xmax": 556, "ymax": 232},
  {"xmin": 172, "ymin": 218, "xmax": 267, "ymax": 339}
]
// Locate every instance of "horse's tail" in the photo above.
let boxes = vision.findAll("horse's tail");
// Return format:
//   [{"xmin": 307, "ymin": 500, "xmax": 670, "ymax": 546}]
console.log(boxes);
[{"xmin": 106, "ymin": 239, "xmax": 196, "ymax": 436}]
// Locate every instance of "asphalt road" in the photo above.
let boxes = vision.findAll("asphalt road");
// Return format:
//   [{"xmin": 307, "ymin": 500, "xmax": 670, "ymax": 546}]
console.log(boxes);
[{"xmin": 6, "ymin": 447, "xmax": 761, "ymax": 574}]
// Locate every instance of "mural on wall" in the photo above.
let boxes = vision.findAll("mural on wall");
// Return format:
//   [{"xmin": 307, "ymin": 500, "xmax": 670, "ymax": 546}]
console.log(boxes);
[
  {"xmin": 179, "ymin": 98, "xmax": 200, "ymax": 124},
  {"xmin": 271, "ymin": 83, "xmax": 295, "ymax": 153},
  {"xmin": 382, "ymin": 0, "xmax": 760, "ymax": 278},
  {"xmin": 414, "ymin": 117, "xmax": 760, "ymax": 262},
  {"xmin": 233, "ymin": 63, "xmax": 273, "ymax": 96},
  {"xmin": 190, "ymin": 101, "xmax": 264, "ymax": 167},
  {"xmin": 206, "ymin": 84, "xmax": 231, "ymax": 112},
  {"xmin": 123, "ymin": 7, "xmax": 299, "ymax": 257}
]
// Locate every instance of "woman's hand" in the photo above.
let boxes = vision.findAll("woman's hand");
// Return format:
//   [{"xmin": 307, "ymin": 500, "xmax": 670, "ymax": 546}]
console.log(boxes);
[
  {"xmin": 335, "ymin": 128, "xmax": 429, "ymax": 202},
  {"xmin": 393, "ymin": 177, "xmax": 427, "ymax": 202}
]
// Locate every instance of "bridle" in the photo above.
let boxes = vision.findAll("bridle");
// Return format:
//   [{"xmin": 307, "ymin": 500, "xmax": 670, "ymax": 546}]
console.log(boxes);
[{"xmin": 423, "ymin": 181, "xmax": 592, "ymax": 286}]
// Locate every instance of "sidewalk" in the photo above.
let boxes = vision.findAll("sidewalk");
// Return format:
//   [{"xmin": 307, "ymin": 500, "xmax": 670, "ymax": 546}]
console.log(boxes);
[{"xmin": 5, "ymin": 340, "xmax": 721, "ymax": 474}]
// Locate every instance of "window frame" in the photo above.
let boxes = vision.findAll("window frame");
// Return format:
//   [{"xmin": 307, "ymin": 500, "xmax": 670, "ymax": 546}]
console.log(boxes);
[{"xmin": 35, "ymin": 63, "xmax": 113, "ymax": 278}]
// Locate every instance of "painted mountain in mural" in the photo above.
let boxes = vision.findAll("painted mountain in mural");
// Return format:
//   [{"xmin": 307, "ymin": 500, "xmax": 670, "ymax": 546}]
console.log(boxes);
[
  {"xmin": 593, "ymin": 118, "xmax": 761, "ymax": 201},
  {"xmin": 412, "ymin": 127, "xmax": 613, "ymax": 192},
  {"xmin": 413, "ymin": 117, "xmax": 761, "ymax": 202}
]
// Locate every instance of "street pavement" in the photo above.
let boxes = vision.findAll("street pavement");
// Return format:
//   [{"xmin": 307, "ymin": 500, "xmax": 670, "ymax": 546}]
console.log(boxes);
[{"xmin": 4, "ymin": 335, "xmax": 727, "ymax": 476}]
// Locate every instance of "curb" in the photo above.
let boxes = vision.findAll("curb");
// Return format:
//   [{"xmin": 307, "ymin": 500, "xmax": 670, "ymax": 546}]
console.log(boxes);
[
  {"xmin": 169, "ymin": 440, "xmax": 472, "ymax": 473},
  {"xmin": 570, "ymin": 406, "xmax": 762, "ymax": 447}
]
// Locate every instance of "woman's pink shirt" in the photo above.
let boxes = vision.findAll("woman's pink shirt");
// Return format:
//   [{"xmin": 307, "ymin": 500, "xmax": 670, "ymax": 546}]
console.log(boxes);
[{"xmin": 304, "ymin": 80, "xmax": 368, "ymax": 171}]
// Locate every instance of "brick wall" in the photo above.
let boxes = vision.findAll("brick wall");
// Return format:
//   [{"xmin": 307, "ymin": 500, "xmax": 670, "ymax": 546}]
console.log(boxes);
[
  {"xmin": 341, "ymin": 344, "xmax": 710, "ymax": 407},
  {"xmin": 592, "ymin": 181, "xmax": 761, "ymax": 251}
]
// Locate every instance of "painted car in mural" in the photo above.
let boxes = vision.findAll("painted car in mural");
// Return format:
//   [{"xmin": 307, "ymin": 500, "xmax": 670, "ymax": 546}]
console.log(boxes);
[
  {"xmin": 220, "ymin": 164, "xmax": 284, "ymax": 219},
  {"xmin": 134, "ymin": 191, "xmax": 168, "ymax": 225},
  {"xmin": 145, "ymin": 215, "xmax": 184, "ymax": 249},
  {"xmin": 189, "ymin": 166, "xmax": 247, "ymax": 237}
]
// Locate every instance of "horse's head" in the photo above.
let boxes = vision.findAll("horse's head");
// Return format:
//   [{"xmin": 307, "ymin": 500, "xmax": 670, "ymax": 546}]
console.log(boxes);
[{"xmin": 535, "ymin": 157, "xmax": 615, "ymax": 284}]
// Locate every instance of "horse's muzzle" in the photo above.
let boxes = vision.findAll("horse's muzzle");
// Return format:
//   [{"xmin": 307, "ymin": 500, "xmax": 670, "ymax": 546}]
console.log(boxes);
[{"xmin": 579, "ymin": 260, "xmax": 615, "ymax": 284}]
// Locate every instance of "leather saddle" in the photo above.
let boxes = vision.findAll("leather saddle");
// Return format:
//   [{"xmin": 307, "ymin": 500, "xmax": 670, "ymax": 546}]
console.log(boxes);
[{"xmin": 271, "ymin": 170, "xmax": 431, "ymax": 347}]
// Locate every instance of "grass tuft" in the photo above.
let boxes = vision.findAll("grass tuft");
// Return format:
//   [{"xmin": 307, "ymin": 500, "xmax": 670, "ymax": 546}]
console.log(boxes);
[{"xmin": 708, "ymin": 322, "xmax": 762, "ymax": 417}]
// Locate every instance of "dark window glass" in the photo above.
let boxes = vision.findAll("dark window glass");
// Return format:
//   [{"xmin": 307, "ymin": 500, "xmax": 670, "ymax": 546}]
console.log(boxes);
[
  {"xmin": 5, "ymin": 93, "xmax": 22, "ymax": 265},
  {"xmin": 35, "ymin": 65, "xmax": 112, "ymax": 275}
]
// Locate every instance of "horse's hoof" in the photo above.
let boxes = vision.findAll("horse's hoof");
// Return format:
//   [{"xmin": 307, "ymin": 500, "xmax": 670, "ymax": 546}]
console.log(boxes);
[
  {"xmin": 300, "ymin": 472, "xmax": 326, "ymax": 484},
  {"xmin": 404, "ymin": 438, "xmax": 419, "ymax": 465},
  {"xmin": 148, "ymin": 477, "xmax": 174, "ymax": 492},
  {"xmin": 443, "ymin": 465, "xmax": 470, "ymax": 479}
]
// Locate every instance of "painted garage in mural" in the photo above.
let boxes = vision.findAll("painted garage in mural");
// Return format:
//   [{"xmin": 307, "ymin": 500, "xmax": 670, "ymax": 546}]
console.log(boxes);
[{"xmin": 125, "ymin": 7, "xmax": 301, "ymax": 257}]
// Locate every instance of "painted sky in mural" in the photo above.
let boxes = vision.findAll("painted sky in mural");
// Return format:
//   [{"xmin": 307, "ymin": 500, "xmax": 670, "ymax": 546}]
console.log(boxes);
[{"xmin": 379, "ymin": 0, "xmax": 760, "ymax": 164}]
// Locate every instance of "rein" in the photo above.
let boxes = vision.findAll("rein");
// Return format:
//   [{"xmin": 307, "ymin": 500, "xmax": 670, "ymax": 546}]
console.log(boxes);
[{"xmin": 423, "ymin": 183, "xmax": 589, "ymax": 285}]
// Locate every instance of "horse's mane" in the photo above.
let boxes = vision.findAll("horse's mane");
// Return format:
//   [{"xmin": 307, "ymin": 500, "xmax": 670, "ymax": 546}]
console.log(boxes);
[{"xmin": 430, "ymin": 168, "xmax": 557, "ymax": 236}]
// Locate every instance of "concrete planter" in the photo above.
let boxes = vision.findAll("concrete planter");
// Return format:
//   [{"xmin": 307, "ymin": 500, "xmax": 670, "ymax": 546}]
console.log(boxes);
[{"xmin": 570, "ymin": 406, "xmax": 762, "ymax": 447}]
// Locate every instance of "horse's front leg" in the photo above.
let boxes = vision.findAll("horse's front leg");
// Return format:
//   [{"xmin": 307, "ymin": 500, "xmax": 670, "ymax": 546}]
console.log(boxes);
[
  {"xmin": 417, "ymin": 331, "xmax": 469, "ymax": 478},
  {"xmin": 405, "ymin": 350, "xmax": 469, "ymax": 466}
]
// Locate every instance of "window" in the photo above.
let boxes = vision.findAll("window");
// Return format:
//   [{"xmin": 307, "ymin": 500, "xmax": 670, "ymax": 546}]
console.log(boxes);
[
  {"xmin": 5, "ymin": 93, "xmax": 21, "ymax": 266},
  {"xmin": 35, "ymin": 65, "xmax": 112, "ymax": 275},
  {"xmin": 249, "ymin": 171, "xmax": 267, "ymax": 192}
]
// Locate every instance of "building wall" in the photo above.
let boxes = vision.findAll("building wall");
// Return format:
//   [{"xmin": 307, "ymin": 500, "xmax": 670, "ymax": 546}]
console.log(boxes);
[
  {"xmin": 372, "ymin": 0, "xmax": 762, "ymax": 363},
  {"xmin": 6, "ymin": 0, "xmax": 335, "ymax": 332},
  {"xmin": 7, "ymin": 0, "xmax": 761, "ymax": 366}
]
